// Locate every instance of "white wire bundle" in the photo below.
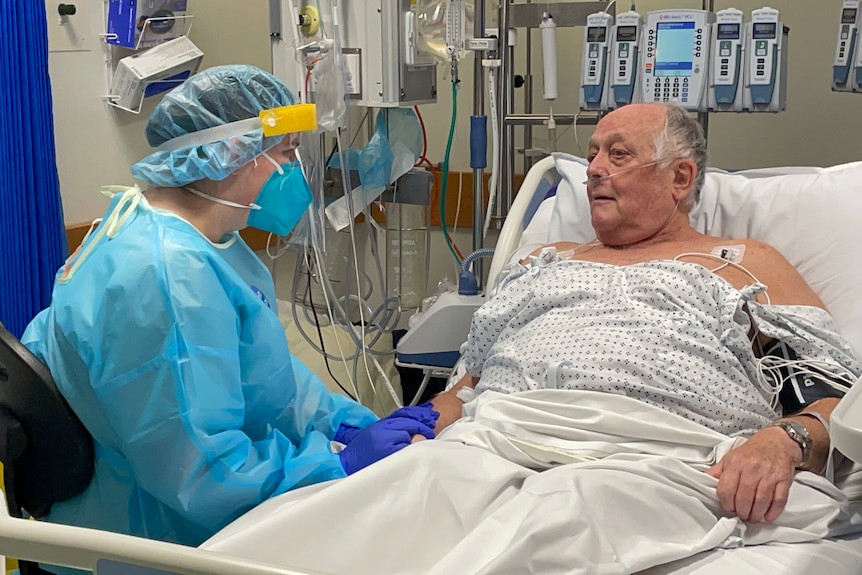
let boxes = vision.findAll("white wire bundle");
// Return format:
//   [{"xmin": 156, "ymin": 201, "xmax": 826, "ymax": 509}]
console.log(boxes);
[{"xmin": 756, "ymin": 355, "xmax": 855, "ymax": 410}]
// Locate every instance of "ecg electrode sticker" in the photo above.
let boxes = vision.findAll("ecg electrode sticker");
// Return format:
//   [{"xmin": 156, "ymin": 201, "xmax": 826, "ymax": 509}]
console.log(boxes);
[{"xmin": 710, "ymin": 245, "xmax": 746, "ymax": 263}]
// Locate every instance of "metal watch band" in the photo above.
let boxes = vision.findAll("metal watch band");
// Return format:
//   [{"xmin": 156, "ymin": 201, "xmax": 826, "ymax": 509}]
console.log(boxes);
[{"xmin": 772, "ymin": 420, "xmax": 812, "ymax": 468}]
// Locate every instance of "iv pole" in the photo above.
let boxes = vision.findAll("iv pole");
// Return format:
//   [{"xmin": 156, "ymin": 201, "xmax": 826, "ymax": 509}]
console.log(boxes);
[
  {"xmin": 494, "ymin": 1, "xmax": 613, "ymax": 245},
  {"xmin": 472, "ymin": 0, "xmax": 487, "ymax": 284}
]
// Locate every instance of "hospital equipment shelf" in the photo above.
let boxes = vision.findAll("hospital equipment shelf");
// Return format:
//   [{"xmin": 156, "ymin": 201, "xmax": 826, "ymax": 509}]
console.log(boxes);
[{"xmin": 98, "ymin": 4, "xmax": 196, "ymax": 114}]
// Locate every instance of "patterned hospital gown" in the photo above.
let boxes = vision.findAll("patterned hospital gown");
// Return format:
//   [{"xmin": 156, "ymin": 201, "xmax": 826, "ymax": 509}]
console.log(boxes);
[{"xmin": 463, "ymin": 258, "xmax": 784, "ymax": 437}]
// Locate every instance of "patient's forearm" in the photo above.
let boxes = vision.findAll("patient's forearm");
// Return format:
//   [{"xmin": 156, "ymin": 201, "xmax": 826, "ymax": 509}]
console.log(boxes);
[
  {"xmin": 430, "ymin": 374, "xmax": 477, "ymax": 434},
  {"xmin": 431, "ymin": 392, "xmax": 465, "ymax": 434}
]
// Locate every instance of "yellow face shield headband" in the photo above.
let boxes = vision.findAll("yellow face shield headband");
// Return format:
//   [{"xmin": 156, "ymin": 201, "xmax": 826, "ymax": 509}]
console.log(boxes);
[{"xmin": 156, "ymin": 103, "xmax": 318, "ymax": 153}]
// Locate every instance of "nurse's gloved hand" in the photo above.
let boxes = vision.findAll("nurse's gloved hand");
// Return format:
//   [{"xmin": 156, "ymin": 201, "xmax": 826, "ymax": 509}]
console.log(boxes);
[
  {"xmin": 385, "ymin": 402, "xmax": 440, "ymax": 429},
  {"xmin": 334, "ymin": 423, "xmax": 363, "ymax": 445},
  {"xmin": 338, "ymin": 417, "xmax": 435, "ymax": 475}
]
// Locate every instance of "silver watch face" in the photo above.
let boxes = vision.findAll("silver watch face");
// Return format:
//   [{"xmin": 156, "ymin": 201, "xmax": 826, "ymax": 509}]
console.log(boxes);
[{"xmin": 776, "ymin": 420, "xmax": 812, "ymax": 466}]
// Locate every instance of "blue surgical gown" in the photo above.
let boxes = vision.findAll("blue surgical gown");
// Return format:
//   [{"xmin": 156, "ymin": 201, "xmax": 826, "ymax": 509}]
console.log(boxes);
[{"xmin": 22, "ymin": 189, "xmax": 377, "ymax": 546}]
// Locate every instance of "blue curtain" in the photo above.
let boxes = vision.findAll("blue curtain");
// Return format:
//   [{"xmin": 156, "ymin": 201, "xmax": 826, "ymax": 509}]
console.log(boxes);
[{"xmin": 0, "ymin": 2, "xmax": 67, "ymax": 337}]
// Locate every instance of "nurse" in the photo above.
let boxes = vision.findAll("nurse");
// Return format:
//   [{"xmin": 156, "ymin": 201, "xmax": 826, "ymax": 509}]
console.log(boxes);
[{"xmin": 22, "ymin": 65, "xmax": 435, "ymax": 548}]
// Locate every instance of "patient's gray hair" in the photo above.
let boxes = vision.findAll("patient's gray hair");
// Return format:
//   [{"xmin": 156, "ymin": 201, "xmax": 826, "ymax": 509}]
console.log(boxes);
[{"xmin": 652, "ymin": 105, "xmax": 708, "ymax": 210}]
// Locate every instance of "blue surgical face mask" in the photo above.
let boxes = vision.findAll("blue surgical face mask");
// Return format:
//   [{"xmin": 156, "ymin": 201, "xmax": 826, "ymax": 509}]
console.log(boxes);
[{"xmin": 247, "ymin": 152, "xmax": 313, "ymax": 236}]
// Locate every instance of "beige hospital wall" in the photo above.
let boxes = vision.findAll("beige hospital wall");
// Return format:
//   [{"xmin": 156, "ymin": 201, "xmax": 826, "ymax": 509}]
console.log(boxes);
[{"xmin": 50, "ymin": 0, "xmax": 272, "ymax": 226}]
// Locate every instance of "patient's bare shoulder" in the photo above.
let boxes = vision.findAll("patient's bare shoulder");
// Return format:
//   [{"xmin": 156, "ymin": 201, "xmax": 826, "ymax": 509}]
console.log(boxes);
[{"xmin": 738, "ymin": 239, "xmax": 825, "ymax": 308}]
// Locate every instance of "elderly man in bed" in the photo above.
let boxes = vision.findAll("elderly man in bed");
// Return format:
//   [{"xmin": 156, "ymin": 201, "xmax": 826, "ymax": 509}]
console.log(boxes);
[
  {"xmin": 204, "ymin": 103, "xmax": 861, "ymax": 575},
  {"xmin": 433, "ymin": 102, "xmax": 854, "ymax": 523}
]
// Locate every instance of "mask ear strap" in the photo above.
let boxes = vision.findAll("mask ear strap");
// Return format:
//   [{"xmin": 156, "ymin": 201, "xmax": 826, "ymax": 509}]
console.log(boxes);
[
  {"xmin": 184, "ymin": 186, "xmax": 261, "ymax": 210},
  {"xmin": 261, "ymin": 152, "xmax": 284, "ymax": 174}
]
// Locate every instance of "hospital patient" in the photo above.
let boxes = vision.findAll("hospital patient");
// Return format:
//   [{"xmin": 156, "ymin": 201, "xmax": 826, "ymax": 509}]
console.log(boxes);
[
  {"xmin": 21, "ymin": 65, "xmax": 434, "ymax": 553},
  {"xmin": 431, "ymin": 102, "xmax": 851, "ymax": 524},
  {"xmin": 202, "ymin": 103, "xmax": 860, "ymax": 575}
]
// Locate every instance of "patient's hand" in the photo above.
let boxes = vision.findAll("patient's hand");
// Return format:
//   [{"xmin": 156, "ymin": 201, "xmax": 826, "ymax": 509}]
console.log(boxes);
[{"xmin": 706, "ymin": 427, "xmax": 801, "ymax": 523}]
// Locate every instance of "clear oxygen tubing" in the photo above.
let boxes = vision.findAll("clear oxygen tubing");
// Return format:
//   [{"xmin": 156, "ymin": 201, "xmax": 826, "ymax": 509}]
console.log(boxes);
[
  {"xmin": 305, "ymin": 177, "xmax": 401, "ymax": 408},
  {"xmin": 483, "ymin": 65, "xmax": 500, "ymax": 240},
  {"xmin": 288, "ymin": 242, "xmax": 399, "ymax": 364},
  {"xmin": 288, "ymin": 153, "xmax": 399, "ymax": 354},
  {"xmin": 409, "ymin": 371, "xmax": 434, "ymax": 406},
  {"xmin": 302, "ymin": 233, "xmax": 397, "ymax": 349}
]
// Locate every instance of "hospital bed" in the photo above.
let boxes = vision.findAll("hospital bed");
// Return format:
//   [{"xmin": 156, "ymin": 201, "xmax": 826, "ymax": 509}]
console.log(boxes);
[{"xmin": 2, "ymin": 154, "xmax": 862, "ymax": 575}]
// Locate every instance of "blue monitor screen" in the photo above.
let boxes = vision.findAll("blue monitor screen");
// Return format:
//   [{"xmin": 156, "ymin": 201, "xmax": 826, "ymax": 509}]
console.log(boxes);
[{"xmin": 654, "ymin": 21, "xmax": 696, "ymax": 77}]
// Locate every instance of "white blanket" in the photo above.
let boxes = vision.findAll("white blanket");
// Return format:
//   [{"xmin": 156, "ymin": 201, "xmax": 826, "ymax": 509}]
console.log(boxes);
[{"xmin": 203, "ymin": 390, "xmax": 862, "ymax": 575}]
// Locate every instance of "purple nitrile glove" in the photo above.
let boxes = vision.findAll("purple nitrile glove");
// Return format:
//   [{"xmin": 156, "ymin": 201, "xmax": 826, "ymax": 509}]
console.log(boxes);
[
  {"xmin": 384, "ymin": 402, "xmax": 440, "ymax": 429},
  {"xmin": 334, "ymin": 423, "xmax": 363, "ymax": 445},
  {"xmin": 338, "ymin": 417, "xmax": 435, "ymax": 475}
]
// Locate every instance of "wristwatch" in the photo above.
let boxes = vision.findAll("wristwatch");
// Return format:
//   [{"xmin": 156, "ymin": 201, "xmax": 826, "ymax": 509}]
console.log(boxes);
[{"xmin": 771, "ymin": 420, "xmax": 812, "ymax": 468}]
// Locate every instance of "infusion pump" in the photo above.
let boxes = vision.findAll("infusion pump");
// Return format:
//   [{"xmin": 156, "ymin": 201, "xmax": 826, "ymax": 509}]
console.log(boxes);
[
  {"xmin": 833, "ymin": 1, "xmax": 862, "ymax": 92},
  {"xmin": 708, "ymin": 8, "xmax": 745, "ymax": 112},
  {"xmin": 610, "ymin": 11, "xmax": 643, "ymax": 108},
  {"xmin": 641, "ymin": 10, "xmax": 714, "ymax": 112},
  {"xmin": 577, "ymin": 7, "xmax": 789, "ymax": 113},
  {"xmin": 744, "ymin": 7, "xmax": 788, "ymax": 112},
  {"xmin": 579, "ymin": 12, "xmax": 614, "ymax": 111}
]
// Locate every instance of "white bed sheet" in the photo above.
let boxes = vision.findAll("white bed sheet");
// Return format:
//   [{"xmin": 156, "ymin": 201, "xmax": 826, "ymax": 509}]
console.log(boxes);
[
  {"xmin": 640, "ymin": 464, "xmax": 862, "ymax": 574},
  {"xmin": 638, "ymin": 536, "xmax": 862, "ymax": 575}
]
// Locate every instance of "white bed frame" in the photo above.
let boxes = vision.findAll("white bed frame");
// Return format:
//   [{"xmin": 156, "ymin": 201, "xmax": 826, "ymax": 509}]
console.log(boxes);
[
  {"xmin": 486, "ymin": 155, "xmax": 558, "ymax": 290},
  {"xmin": 0, "ymin": 490, "xmax": 322, "ymax": 575}
]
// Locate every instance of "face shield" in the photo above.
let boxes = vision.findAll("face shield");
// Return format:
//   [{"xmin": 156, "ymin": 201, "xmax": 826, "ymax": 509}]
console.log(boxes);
[
  {"xmin": 131, "ymin": 64, "xmax": 312, "ymax": 188},
  {"xmin": 132, "ymin": 102, "xmax": 318, "ymax": 187}
]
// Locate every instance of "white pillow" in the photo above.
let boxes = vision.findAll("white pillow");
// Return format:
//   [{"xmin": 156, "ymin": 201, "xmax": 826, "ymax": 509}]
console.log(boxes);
[{"xmin": 529, "ymin": 153, "xmax": 862, "ymax": 354}]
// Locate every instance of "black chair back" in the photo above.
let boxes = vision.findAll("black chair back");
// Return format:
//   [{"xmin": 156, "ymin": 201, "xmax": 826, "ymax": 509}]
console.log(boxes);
[{"xmin": 0, "ymin": 322, "xmax": 94, "ymax": 575}]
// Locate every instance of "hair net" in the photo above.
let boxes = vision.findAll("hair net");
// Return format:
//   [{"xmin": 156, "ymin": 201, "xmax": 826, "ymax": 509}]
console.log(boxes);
[{"xmin": 131, "ymin": 65, "xmax": 298, "ymax": 187}]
